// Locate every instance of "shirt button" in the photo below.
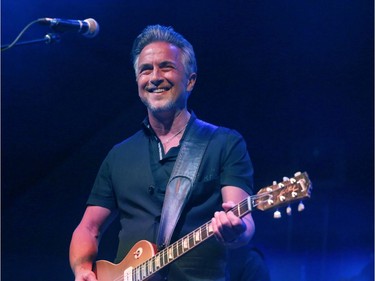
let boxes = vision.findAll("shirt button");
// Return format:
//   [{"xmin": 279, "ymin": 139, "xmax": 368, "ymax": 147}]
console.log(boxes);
[{"xmin": 148, "ymin": 185, "xmax": 155, "ymax": 195}]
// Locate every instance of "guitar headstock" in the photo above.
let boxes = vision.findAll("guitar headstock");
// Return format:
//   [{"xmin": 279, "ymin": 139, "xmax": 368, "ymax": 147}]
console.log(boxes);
[{"xmin": 254, "ymin": 172, "xmax": 312, "ymax": 213}]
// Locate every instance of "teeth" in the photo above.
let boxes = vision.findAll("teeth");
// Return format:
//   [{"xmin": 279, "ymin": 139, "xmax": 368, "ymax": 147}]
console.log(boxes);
[{"xmin": 152, "ymin": 88, "xmax": 166, "ymax": 93}]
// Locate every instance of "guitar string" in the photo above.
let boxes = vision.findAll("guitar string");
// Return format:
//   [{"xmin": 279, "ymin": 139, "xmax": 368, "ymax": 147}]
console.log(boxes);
[
  {"xmin": 100, "ymin": 178, "xmax": 308, "ymax": 280},
  {"xmin": 106, "ymin": 178, "xmax": 308, "ymax": 281},
  {"xmin": 133, "ymin": 201, "xmax": 250, "ymax": 280},
  {"xmin": 108, "ymin": 199, "xmax": 251, "ymax": 281},
  {"xmin": 125, "ymin": 220, "xmax": 214, "ymax": 280}
]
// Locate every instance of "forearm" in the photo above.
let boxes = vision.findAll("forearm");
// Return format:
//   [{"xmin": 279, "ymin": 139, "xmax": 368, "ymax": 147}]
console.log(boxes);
[
  {"xmin": 69, "ymin": 206, "xmax": 113, "ymax": 280},
  {"xmin": 69, "ymin": 225, "xmax": 99, "ymax": 276}
]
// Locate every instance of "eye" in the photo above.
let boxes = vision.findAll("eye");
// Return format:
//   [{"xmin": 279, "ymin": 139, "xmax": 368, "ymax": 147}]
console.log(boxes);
[
  {"xmin": 160, "ymin": 62, "xmax": 176, "ymax": 72},
  {"xmin": 138, "ymin": 65, "xmax": 153, "ymax": 75}
]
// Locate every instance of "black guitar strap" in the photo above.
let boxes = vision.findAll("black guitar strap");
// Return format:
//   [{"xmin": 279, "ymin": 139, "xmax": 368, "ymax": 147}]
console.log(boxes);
[{"xmin": 156, "ymin": 118, "xmax": 218, "ymax": 249}]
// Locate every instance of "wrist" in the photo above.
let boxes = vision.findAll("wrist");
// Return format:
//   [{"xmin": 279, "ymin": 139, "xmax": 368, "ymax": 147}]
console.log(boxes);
[
  {"xmin": 224, "ymin": 233, "xmax": 250, "ymax": 249},
  {"xmin": 72, "ymin": 261, "xmax": 93, "ymax": 276}
]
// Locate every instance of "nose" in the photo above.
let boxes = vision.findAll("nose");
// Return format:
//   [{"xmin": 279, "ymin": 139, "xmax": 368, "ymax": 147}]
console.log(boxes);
[{"xmin": 150, "ymin": 69, "xmax": 163, "ymax": 86}]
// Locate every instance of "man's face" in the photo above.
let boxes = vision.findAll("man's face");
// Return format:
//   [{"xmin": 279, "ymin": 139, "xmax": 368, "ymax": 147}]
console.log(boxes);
[{"xmin": 136, "ymin": 41, "xmax": 196, "ymax": 114}]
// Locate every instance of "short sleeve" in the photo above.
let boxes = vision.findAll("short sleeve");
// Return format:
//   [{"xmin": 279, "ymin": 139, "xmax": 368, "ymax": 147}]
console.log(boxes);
[
  {"xmin": 86, "ymin": 150, "xmax": 118, "ymax": 210},
  {"xmin": 219, "ymin": 129, "xmax": 254, "ymax": 195}
]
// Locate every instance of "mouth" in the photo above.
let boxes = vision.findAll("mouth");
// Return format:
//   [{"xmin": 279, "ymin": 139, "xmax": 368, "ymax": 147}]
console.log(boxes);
[{"xmin": 146, "ymin": 87, "xmax": 170, "ymax": 94}]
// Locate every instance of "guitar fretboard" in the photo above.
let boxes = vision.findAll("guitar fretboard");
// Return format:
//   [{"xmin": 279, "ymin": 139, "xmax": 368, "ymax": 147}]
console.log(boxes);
[{"xmin": 131, "ymin": 197, "xmax": 253, "ymax": 280}]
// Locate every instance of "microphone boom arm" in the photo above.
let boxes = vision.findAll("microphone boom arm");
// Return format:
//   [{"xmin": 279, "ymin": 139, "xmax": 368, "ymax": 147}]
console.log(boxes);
[
  {"xmin": 1, "ymin": 33, "xmax": 60, "ymax": 51},
  {"xmin": 1, "ymin": 17, "xmax": 99, "ymax": 51}
]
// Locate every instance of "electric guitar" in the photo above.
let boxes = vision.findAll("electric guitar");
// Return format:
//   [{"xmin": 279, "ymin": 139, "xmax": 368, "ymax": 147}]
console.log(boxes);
[{"xmin": 94, "ymin": 171, "xmax": 312, "ymax": 281}]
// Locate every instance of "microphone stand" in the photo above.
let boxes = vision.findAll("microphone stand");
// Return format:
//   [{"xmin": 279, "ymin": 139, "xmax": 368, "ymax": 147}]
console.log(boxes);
[{"xmin": 1, "ymin": 33, "xmax": 61, "ymax": 51}]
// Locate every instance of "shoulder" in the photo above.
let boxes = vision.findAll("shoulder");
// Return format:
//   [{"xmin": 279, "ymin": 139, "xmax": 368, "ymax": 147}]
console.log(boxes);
[
  {"xmin": 213, "ymin": 125, "xmax": 246, "ymax": 145},
  {"xmin": 112, "ymin": 130, "xmax": 146, "ymax": 150},
  {"xmin": 102, "ymin": 130, "xmax": 147, "ymax": 163},
  {"xmin": 193, "ymin": 120, "xmax": 248, "ymax": 161},
  {"xmin": 194, "ymin": 117, "xmax": 243, "ymax": 139}
]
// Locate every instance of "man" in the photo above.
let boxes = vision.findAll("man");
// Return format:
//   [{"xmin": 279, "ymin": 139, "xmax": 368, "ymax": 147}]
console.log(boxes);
[{"xmin": 69, "ymin": 25, "xmax": 269, "ymax": 281}]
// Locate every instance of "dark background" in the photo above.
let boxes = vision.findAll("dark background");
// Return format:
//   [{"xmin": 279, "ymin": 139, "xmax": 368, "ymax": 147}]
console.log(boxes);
[{"xmin": 1, "ymin": 1, "xmax": 373, "ymax": 280}]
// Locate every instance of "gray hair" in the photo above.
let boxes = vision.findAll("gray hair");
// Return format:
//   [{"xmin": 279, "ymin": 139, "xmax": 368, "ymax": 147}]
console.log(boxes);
[{"xmin": 131, "ymin": 25, "xmax": 197, "ymax": 77}]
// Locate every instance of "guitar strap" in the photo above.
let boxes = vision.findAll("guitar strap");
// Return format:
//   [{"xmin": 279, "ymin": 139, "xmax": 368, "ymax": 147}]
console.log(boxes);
[{"xmin": 156, "ymin": 118, "xmax": 218, "ymax": 249}]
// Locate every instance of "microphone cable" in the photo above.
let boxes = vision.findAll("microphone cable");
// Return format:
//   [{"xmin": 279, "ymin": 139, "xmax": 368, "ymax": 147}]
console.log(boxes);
[{"xmin": 2, "ymin": 18, "xmax": 60, "ymax": 52}]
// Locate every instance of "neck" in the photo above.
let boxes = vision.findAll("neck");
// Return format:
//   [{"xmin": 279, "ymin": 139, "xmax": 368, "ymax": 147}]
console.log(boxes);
[{"xmin": 149, "ymin": 109, "xmax": 191, "ymax": 137}]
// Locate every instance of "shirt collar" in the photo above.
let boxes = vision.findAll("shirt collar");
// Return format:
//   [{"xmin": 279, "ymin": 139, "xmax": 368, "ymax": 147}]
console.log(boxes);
[{"xmin": 141, "ymin": 111, "xmax": 197, "ymax": 138}]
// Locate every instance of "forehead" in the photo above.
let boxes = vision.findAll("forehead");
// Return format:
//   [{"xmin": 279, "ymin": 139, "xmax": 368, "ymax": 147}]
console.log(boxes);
[{"xmin": 138, "ymin": 41, "xmax": 182, "ymax": 63}]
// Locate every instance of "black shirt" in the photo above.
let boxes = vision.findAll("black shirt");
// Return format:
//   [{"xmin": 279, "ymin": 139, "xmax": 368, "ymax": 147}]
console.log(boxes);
[{"xmin": 87, "ymin": 114, "xmax": 254, "ymax": 280}]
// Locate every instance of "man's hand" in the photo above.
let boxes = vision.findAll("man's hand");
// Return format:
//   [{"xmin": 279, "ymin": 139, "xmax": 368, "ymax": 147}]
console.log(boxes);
[
  {"xmin": 74, "ymin": 266, "xmax": 97, "ymax": 281},
  {"xmin": 211, "ymin": 201, "xmax": 247, "ymax": 247}
]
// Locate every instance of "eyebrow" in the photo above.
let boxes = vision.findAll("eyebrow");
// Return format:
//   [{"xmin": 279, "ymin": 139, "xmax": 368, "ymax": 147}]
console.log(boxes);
[
  {"xmin": 138, "ymin": 63, "xmax": 152, "ymax": 72},
  {"xmin": 159, "ymin": 61, "xmax": 176, "ymax": 68},
  {"xmin": 139, "ymin": 60, "xmax": 176, "ymax": 68}
]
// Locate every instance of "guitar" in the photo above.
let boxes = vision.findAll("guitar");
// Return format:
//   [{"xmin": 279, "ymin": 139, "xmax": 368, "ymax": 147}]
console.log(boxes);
[{"xmin": 94, "ymin": 171, "xmax": 312, "ymax": 281}]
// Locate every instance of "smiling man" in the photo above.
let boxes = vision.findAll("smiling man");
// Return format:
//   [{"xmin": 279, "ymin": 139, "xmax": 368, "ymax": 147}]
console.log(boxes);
[
  {"xmin": 69, "ymin": 25, "xmax": 269, "ymax": 281},
  {"xmin": 136, "ymin": 41, "xmax": 196, "ymax": 150}
]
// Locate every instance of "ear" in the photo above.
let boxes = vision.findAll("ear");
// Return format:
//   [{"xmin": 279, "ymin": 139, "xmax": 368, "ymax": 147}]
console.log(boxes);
[{"xmin": 186, "ymin": 73, "xmax": 197, "ymax": 92}]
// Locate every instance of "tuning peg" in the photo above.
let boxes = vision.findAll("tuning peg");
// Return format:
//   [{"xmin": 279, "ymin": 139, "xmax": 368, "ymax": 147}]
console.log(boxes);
[
  {"xmin": 283, "ymin": 176, "xmax": 289, "ymax": 182},
  {"xmin": 294, "ymin": 171, "xmax": 302, "ymax": 177},
  {"xmin": 273, "ymin": 209, "xmax": 281, "ymax": 219},
  {"xmin": 286, "ymin": 205, "xmax": 292, "ymax": 216},
  {"xmin": 298, "ymin": 201, "xmax": 305, "ymax": 212}
]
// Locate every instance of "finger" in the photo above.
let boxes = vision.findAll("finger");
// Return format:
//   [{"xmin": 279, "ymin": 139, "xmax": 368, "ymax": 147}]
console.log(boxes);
[
  {"xmin": 222, "ymin": 201, "xmax": 235, "ymax": 212},
  {"xmin": 211, "ymin": 215, "xmax": 224, "ymax": 243},
  {"xmin": 215, "ymin": 211, "xmax": 242, "ymax": 242},
  {"xmin": 225, "ymin": 211, "xmax": 246, "ymax": 234}
]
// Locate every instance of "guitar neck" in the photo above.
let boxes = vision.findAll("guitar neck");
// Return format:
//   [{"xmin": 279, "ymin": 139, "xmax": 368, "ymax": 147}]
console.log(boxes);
[
  {"xmin": 131, "ymin": 197, "xmax": 253, "ymax": 280},
  {"xmin": 130, "ymin": 171, "xmax": 312, "ymax": 280}
]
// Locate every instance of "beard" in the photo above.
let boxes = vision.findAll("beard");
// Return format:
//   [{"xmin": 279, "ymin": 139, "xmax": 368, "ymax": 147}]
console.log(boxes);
[
  {"xmin": 141, "ymin": 98, "xmax": 176, "ymax": 113},
  {"xmin": 140, "ymin": 92, "xmax": 188, "ymax": 114}
]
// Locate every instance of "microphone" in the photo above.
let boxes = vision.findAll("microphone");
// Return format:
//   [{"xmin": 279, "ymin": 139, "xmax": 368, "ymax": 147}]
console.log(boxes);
[{"xmin": 39, "ymin": 18, "xmax": 100, "ymax": 38}]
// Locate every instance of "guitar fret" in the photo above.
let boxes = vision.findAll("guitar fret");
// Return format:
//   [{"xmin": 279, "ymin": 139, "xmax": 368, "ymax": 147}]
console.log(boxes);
[
  {"xmin": 151, "ymin": 259, "xmax": 155, "ymax": 274},
  {"xmin": 201, "ymin": 225, "xmax": 207, "ymax": 240},
  {"xmin": 142, "ymin": 263, "xmax": 146, "ymax": 280},
  {"xmin": 188, "ymin": 233, "xmax": 194, "ymax": 247},
  {"xmin": 183, "ymin": 236, "xmax": 189, "ymax": 249},
  {"xmin": 140, "ymin": 266, "xmax": 143, "ymax": 280},
  {"xmin": 239, "ymin": 202, "xmax": 246, "ymax": 216},
  {"xmin": 168, "ymin": 247, "xmax": 173, "ymax": 260},
  {"xmin": 155, "ymin": 253, "xmax": 161, "ymax": 269},
  {"xmin": 147, "ymin": 259, "xmax": 152, "ymax": 275},
  {"xmin": 140, "ymin": 265, "xmax": 144, "ymax": 281},
  {"xmin": 172, "ymin": 243, "xmax": 178, "ymax": 258},
  {"xmin": 208, "ymin": 222, "xmax": 213, "ymax": 234},
  {"xmin": 163, "ymin": 249, "xmax": 168, "ymax": 266},
  {"xmin": 200, "ymin": 225, "xmax": 207, "ymax": 238},
  {"xmin": 178, "ymin": 243, "xmax": 182, "ymax": 256},
  {"xmin": 146, "ymin": 260, "xmax": 151, "ymax": 276},
  {"xmin": 135, "ymin": 266, "xmax": 141, "ymax": 281},
  {"xmin": 152, "ymin": 256, "xmax": 156, "ymax": 272},
  {"xmin": 230, "ymin": 199, "xmax": 251, "ymax": 219},
  {"xmin": 133, "ymin": 266, "xmax": 137, "ymax": 281},
  {"xmin": 202, "ymin": 222, "xmax": 209, "ymax": 239},
  {"xmin": 158, "ymin": 251, "xmax": 163, "ymax": 268},
  {"xmin": 194, "ymin": 229, "xmax": 201, "ymax": 242},
  {"xmin": 235, "ymin": 204, "xmax": 240, "ymax": 217},
  {"xmin": 177, "ymin": 239, "xmax": 183, "ymax": 255},
  {"xmin": 160, "ymin": 250, "xmax": 165, "ymax": 267}
]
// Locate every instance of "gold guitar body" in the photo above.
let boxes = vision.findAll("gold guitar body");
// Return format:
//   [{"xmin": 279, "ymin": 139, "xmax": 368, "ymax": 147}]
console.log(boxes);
[{"xmin": 94, "ymin": 240, "xmax": 161, "ymax": 281}]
